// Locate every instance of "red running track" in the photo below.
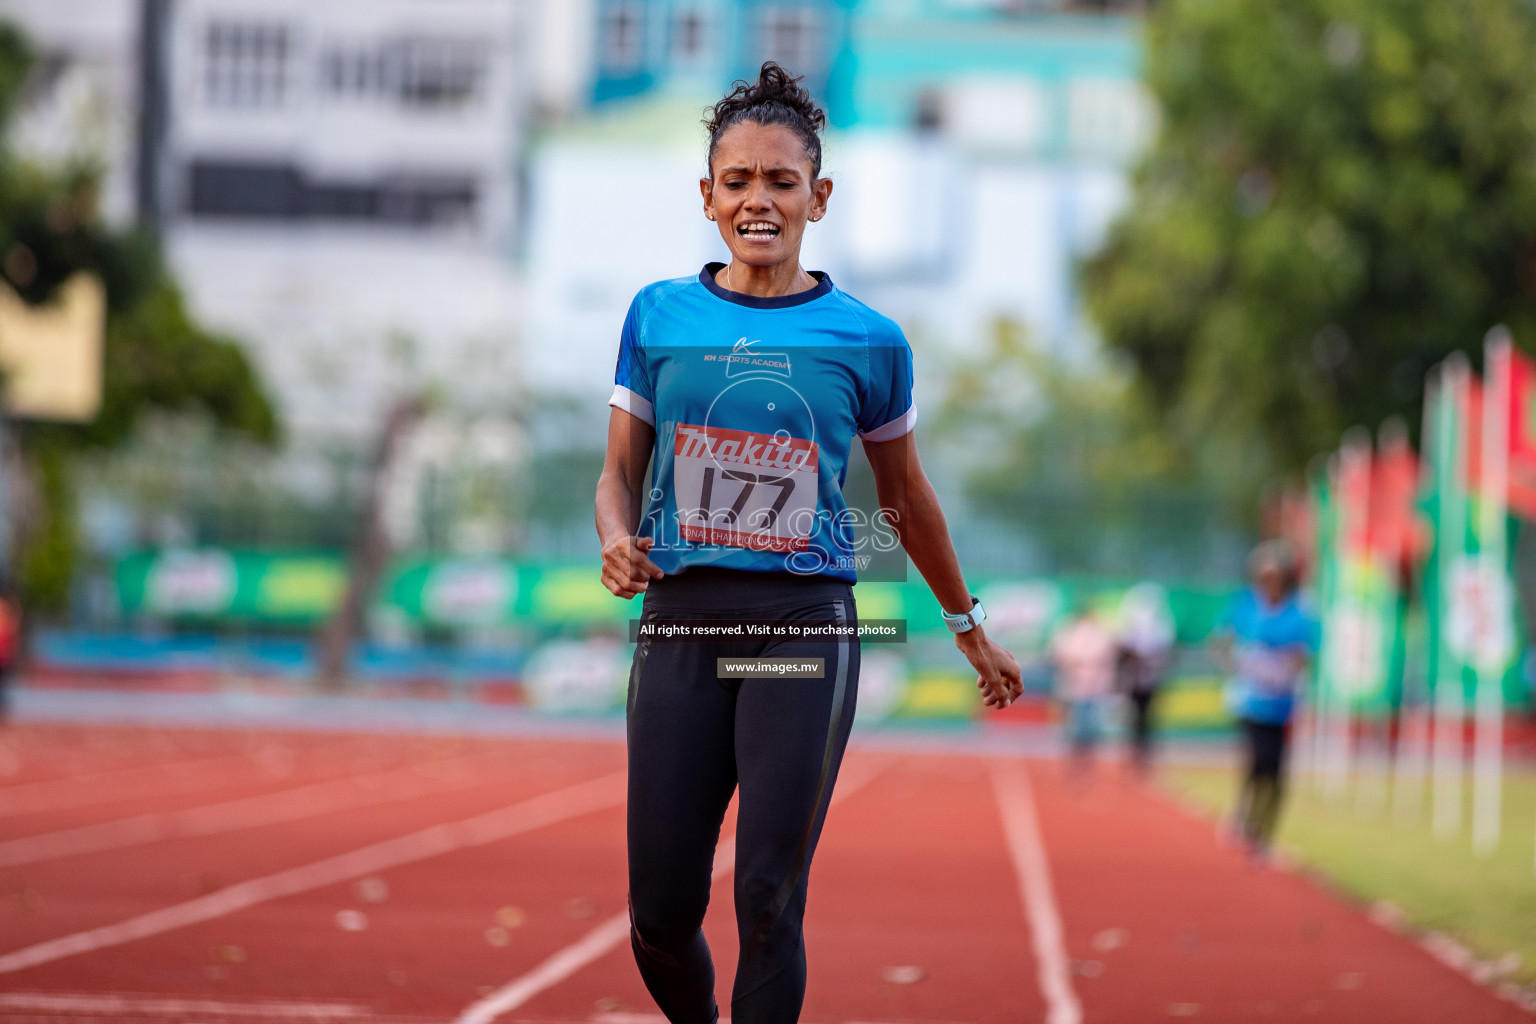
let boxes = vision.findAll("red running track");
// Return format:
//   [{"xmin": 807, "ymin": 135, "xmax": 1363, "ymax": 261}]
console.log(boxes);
[{"xmin": 0, "ymin": 725, "xmax": 1526, "ymax": 1024}]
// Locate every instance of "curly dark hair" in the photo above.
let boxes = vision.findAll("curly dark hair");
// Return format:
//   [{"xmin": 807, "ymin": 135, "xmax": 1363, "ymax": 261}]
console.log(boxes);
[{"xmin": 704, "ymin": 62, "xmax": 827, "ymax": 179}]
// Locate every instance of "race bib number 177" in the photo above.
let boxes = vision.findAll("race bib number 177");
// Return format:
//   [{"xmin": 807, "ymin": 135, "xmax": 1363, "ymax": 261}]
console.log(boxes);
[{"xmin": 672, "ymin": 422, "xmax": 819, "ymax": 552}]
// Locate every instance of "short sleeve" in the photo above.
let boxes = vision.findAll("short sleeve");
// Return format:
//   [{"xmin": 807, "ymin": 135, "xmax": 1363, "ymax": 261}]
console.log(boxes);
[
  {"xmin": 609, "ymin": 296, "xmax": 655, "ymax": 426},
  {"xmin": 1295, "ymin": 605, "xmax": 1322, "ymax": 653},
  {"xmin": 856, "ymin": 323, "xmax": 917, "ymax": 441}
]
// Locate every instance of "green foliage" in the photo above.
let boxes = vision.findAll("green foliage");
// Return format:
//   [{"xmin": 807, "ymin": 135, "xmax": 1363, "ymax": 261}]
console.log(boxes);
[
  {"xmin": 0, "ymin": 23, "xmax": 31, "ymax": 137},
  {"xmin": 929, "ymin": 320, "xmax": 1253, "ymax": 577},
  {"xmin": 1084, "ymin": 0, "xmax": 1536, "ymax": 472},
  {"xmin": 16, "ymin": 442, "xmax": 74, "ymax": 612},
  {"xmin": 62, "ymin": 281, "xmax": 279, "ymax": 450},
  {"xmin": 934, "ymin": 320, "xmax": 1183, "ymax": 499}
]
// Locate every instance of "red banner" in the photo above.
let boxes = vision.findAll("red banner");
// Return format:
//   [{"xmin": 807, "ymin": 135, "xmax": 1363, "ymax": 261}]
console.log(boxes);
[
  {"xmin": 1507, "ymin": 347, "xmax": 1536, "ymax": 520},
  {"xmin": 1370, "ymin": 431, "xmax": 1424, "ymax": 567}
]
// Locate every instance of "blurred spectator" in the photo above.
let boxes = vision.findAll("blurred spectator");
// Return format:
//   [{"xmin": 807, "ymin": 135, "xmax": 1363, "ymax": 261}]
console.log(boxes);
[
  {"xmin": 1051, "ymin": 603, "xmax": 1118, "ymax": 778},
  {"xmin": 1117, "ymin": 582, "xmax": 1175, "ymax": 775},
  {"xmin": 0, "ymin": 581, "xmax": 18, "ymax": 723},
  {"xmin": 1215, "ymin": 542, "xmax": 1319, "ymax": 861}
]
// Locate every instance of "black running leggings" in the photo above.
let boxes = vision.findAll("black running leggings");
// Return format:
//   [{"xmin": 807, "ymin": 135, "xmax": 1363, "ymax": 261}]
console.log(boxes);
[
  {"xmin": 626, "ymin": 567, "xmax": 859, "ymax": 1024},
  {"xmin": 1238, "ymin": 718, "xmax": 1289, "ymax": 846}
]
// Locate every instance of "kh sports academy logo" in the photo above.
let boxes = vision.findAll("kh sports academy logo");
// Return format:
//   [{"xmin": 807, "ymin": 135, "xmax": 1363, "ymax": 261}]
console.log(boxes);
[{"xmin": 701, "ymin": 337, "xmax": 793, "ymax": 379}]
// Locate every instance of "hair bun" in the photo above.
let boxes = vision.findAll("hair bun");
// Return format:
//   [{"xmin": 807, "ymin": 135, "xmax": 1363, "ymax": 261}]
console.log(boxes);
[{"xmin": 705, "ymin": 62, "xmax": 827, "ymax": 177}]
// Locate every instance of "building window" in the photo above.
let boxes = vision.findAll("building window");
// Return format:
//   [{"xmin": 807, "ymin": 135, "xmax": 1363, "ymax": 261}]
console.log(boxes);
[
  {"xmin": 601, "ymin": 2, "xmax": 646, "ymax": 71},
  {"xmin": 397, "ymin": 38, "xmax": 487, "ymax": 108},
  {"xmin": 321, "ymin": 45, "xmax": 386, "ymax": 98},
  {"xmin": 946, "ymin": 77, "xmax": 1048, "ymax": 155},
  {"xmin": 672, "ymin": 9, "xmax": 707, "ymax": 62},
  {"xmin": 320, "ymin": 38, "xmax": 486, "ymax": 108},
  {"xmin": 1067, "ymin": 78, "xmax": 1155, "ymax": 159},
  {"xmin": 187, "ymin": 160, "xmax": 478, "ymax": 228},
  {"xmin": 187, "ymin": 161, "xmax": 303, "ymax": 218},
  {"xmin": 203, "ymin": 21, "xmax": 292, "ymax": 107},
  {"xmin": 758, "ymin": 6, "xmax": 820, "ymax": 76}
]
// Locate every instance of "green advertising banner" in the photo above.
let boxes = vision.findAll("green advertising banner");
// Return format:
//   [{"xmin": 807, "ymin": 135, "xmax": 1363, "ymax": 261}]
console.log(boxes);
[
  {"xmin": 114, "ymin": 549, "xmax": 1236, "ymax": 646},
  {"xmin": 116, "ymin": 550, "xmax": 347, "ymax": 624}
]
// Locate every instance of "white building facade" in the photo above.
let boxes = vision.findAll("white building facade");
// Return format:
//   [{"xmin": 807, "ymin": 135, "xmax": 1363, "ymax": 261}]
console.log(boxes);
[{"xmin": 159, "ymin": 0, "xmax": 528, "ymax": 446}]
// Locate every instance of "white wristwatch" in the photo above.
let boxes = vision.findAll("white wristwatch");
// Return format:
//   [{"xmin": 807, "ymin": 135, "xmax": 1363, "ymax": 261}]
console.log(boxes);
[{"xmin": 943, "ymin": 596, "xmax": 987, "ymax": 634}]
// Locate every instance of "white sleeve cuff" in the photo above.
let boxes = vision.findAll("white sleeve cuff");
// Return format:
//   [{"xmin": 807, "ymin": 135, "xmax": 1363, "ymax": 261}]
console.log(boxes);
[
  {"xmin": 609, "ymin": 385, "xmax": 655, "ymax": 426},
  {"xmin": 858, "ymin": 404, "xmax": 917, "ymax": 442}
]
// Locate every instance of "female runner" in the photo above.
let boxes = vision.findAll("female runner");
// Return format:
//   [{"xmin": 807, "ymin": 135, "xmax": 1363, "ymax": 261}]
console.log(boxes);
[{"xmin": 595, "ymin": 63, "xmax": 1023, "ymax": 1024}]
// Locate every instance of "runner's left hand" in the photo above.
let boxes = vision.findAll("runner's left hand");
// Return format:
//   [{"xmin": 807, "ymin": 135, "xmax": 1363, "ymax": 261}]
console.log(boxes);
[{"xmin": 956, "ymin": 629, "xmax": 1023, "ymax": 709}]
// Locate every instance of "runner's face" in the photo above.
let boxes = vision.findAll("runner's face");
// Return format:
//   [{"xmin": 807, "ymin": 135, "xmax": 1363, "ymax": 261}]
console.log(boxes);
[
  {"xmin": 701, "ymin": 122, "xmax": 830, "ymax": 271},
  {"xmin": 1256, "ymin": 565, "xmax": 1287, "ymax": 603}
]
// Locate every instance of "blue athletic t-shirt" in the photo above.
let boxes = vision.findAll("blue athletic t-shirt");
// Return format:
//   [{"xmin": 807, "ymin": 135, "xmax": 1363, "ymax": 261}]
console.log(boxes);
[
  {"xmin": 1224, "ymin": 588, "xmax": 1320, "ymax": 725},
  {"xmin": 609, "ymin": 263, "xmax": 916, "ymax": 583}
]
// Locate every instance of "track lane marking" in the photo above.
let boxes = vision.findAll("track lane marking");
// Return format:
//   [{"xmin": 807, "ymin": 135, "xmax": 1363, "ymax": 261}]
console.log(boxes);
[
  {"xmin": 990, "ymin": 760, "xmax": 1082, "ymax": 1024},
  {"xmin": 0, "ymin": 753, "xmax": 498, "ymax": 867},
  {"xmin": 454, "ymin": 763, "xmax": 885, "ymax": 1024},
  {"xmin": 589, "ymin": 1016, "xmax": 931, "ymax": 1024},
  {"xmin": 0, "ymin": 991, "xmax": 374, "ymax": 1020},
  {"xmin": 0, "ymin": 770, "xmax": 627, "ymax": 975},
  {"xmin": 0, "ymin": 753, "xmax": 260, "ymax": 817}
]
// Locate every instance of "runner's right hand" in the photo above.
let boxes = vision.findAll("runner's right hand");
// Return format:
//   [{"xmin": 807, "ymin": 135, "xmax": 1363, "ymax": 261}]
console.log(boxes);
[
  {"xmin": 957, "ymin": 629, "xmax": 1023, "ymax": 709},
  {"xmin": 601, "ymin": 535, "xmax": 665, "ymax": 599}
]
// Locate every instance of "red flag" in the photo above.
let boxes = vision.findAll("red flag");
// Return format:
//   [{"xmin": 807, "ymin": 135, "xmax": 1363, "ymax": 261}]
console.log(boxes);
[
  {"xmin": 1369, "ymin": 431, "xmax": 1424, "ymax": 568},
  {"xmin": 1505, "ymin": 346, "xmax": 1536, "ymax": 520}
]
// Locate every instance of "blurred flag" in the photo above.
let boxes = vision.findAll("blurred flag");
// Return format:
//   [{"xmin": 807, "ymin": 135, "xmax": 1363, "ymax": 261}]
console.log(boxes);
[
  {"xmin": 1419, "ymin": 344, "xmax": 1528, "ymax": 846},
  {"xmin": 1469, "ymin": 331, "xmax": 1524, "ymax": 849},
  {"xmin": 1315, "ymin": 430, "xmax": 1395, "ymax": 717},
  {"xmin": 1420, "ymin": 357, "xmax": 1473, "ymax": 838},
  {"xmin": 1422, "ymin": 359, "xmax": 1514, "ymax": 692},
  {"xmin": 1368, "ymin": 427, "xmax": 1423, "ymax": 572},
  {"xmin": 1502, "ymin": 343, "xmax": 1536, "ymax": 520}
]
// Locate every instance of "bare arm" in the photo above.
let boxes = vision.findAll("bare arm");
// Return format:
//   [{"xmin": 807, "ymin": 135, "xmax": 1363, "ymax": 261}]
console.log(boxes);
[
  {"xmin": 1211, "ymin": 632, "xmax": 1234, "ymax": 676},
  {"xmin": 595, "ymin": 407, "xmax": 664, "ymax": 599},
  {"xmin": 863, "ymin": 431, "xmax": 1023, "ymax": 708}
]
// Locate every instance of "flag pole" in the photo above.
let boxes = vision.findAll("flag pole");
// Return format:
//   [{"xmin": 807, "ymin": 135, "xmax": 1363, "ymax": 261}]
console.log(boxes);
[
  {"xmin": 1474, "ymin": 328, "xmax": 1512, "ymax": 853},
  {"xmin": 1394, "ymin": 387, "xmax": 1436, "ymax": 824},
  {"xmin": 1321, "ymin": 452, "xmax": 1346, "ymax": 800},
  {"xmin": 1328, "ymin": 429, "xmax": 1371, "ymax": 802},
  {"xmin": 1433, "ymin": 354, "xmax": 1468, "ymax": 842},
  {"xmin": 1305, "ymin": 460, "xmax": 1331, "ymax": 796}
]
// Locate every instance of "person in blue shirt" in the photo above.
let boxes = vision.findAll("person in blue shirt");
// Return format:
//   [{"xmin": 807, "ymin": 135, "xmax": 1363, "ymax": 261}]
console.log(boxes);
[
  {"xmin": 594, "ymin": 64, "xmax": 1023, "ymax": 1024},
  {"xmin": 1216, "ymin": 540, "xmax": 1320, "ymax": 860}
]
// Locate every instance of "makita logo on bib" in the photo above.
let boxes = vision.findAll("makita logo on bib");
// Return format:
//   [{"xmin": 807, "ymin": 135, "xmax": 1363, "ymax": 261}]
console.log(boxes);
[{"xmin": 674, "ymin": 424, "xmax": 819, "ymax": 472}]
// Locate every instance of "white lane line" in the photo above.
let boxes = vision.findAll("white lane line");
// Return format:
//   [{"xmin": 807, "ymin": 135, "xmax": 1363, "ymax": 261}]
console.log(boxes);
[
  {"xmin": 0, "ymin": 753, "xmax": 259, "ymax": 817},
  {"xmin": 990, "ymin": 760, "xmax": 1082, "ymax": 1024},
  {"xmin": 0, "ymin": 754, "xmax": 495, "ymax": 867},
  {"xmin": 0, "ymin": 991, "xmax": 374, "ymax": 1020},
  {"xmin": 454, "ymin": 764, "xmax": 884, "ymax": 1024},
  {"xmin": 588, "ymin": 1016, "xmax": 927, "ymax": 1024},
  {"xmin": 0, "ymin": 770, "xmax": 627, "ymax": 975}
]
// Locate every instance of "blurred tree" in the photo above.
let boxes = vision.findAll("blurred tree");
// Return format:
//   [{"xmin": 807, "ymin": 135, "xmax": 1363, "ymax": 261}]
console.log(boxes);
[
  {"xmin": 1084, "ymin": 0, "xmax": 1536, "ymax": 473},
  {"xmin": 930, "ymin": 319, "xmax": 1252, "ymax": 578},
  {"xmin": 0, "ymin": 23, "xmax": 276, "ymax": 616}
]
